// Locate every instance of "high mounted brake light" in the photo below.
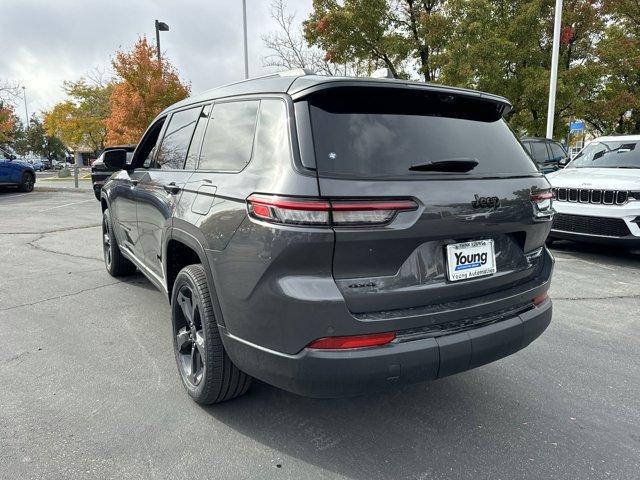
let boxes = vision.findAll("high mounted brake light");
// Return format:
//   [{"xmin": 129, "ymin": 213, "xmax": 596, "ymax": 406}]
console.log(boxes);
[{"xmin": 247, "ymin": 195, "xmax": 418, "ymax": 226}]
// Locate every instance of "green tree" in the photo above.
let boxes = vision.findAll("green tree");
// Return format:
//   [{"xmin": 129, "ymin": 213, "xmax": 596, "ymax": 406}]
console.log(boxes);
[
  {"xmin": 14, "ymin": 116, "xmax": 66, "ymax": 159},
  {"xmin": 441, "ymin": 0, "xmax": 603, "ymax": 137},
  {"xmin": 581, "ymin": 0, "xmax": 640, "ymax": 134},
  {"xmin": 43, "ymin": 76, "xmax": 113, "ymax": 153}
]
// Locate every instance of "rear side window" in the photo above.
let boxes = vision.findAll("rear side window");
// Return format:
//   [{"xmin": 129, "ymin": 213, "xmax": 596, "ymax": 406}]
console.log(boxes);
[
  {"xmin": 549, "ymin": 142, "xmax": 566, "ymax": 160},
  {"xmin": 530, "ymin": 142, "xmax": 550, "ymax": 162},
  {"xmin": 199, "ymin": 100, "xmax": 259, "ymax": 171},
  {"xmin": 156, "ymin": 107, "xmax": 202, "ymax": 170},
  {"xmin": 308, "ymin": 87, "xmax": 537, "ymax": 178},
  {"xmin": 252, "ymin": 99, "xmax": 290, "ymax": 167}
]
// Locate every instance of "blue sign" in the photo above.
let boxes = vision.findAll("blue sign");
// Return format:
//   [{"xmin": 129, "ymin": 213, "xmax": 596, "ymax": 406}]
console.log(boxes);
[{"xmin": 570, "ymin": 120, "xmax": 585, "ymax": 131}]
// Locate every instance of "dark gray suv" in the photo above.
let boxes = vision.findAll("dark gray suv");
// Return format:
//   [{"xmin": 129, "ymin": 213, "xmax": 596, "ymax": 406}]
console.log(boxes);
[{"xmin": 100, "ymin": 70, "xmax": 555, "ymax": 404}]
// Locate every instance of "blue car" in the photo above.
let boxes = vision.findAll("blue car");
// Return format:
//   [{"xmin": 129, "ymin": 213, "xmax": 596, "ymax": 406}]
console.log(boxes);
[
  {"xmin": 31, "ymin": 160, "xmax": 44, "ymax": 172},
  {"xmin": 0, "ymin": 156, "xmax": 36, "ymax": 192}
]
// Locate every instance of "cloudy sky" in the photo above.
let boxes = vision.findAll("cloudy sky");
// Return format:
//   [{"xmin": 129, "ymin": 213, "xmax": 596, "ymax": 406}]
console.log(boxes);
[{"xmin": 0, "ymin": 0, "xmax": 312, "ymax": 122}]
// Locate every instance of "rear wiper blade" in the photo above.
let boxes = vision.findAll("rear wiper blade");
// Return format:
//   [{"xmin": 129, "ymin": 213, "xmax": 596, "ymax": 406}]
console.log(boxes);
[{"xmin": 409, "ymin": 158, "xmax": 479, "ymax": 173}]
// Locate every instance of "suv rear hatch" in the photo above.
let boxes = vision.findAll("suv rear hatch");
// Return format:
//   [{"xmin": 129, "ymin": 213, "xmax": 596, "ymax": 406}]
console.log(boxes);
[{"xmin": 304, "ymin": 86, "xmax": 552, "ymax": 315}]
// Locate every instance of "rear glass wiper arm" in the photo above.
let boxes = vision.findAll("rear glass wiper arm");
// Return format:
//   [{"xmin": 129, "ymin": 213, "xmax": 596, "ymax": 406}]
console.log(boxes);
[{"xmin": 409, "ymin": 158, "xmax": 479, "ymax": 173}]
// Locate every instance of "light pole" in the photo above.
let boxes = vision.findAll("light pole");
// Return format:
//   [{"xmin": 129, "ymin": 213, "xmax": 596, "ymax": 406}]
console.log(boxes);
[
  {"xmin": 546, "ymin": 0, "xmax": 563, "ymax": 139},
  {"xmin": 22, "ymin": 86, "xmax": 29, "ymax": 130},
  {"xmin": 242, "ymin": 0, "xmax": 249, "ymax": 79},
  {"xmin": 155, "ymin": 19, "xmax": 170, "ymax": 65}
]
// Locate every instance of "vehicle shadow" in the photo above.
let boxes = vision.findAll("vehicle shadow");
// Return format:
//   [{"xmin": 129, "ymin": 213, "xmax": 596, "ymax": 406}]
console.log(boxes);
[
  {"xmin": 203, "ymin": 371, "xmax": 541, "ymax": 479},
  {"xmin": 549, "ymin": 239, "xmax": 640, "ymax": 269}
]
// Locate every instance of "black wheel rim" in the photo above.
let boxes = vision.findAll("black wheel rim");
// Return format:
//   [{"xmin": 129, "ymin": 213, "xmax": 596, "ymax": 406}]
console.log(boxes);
[
  {"xmin": 102, "ymin": 217, "xmax": 112, "ymax": 268},
  {"xmin": 24, "ymin": 176, "xmax": 34, "ymax": 191},
  {"xmin": 175, "ymin": 285, "xmax": 205, "ymax": 387}
]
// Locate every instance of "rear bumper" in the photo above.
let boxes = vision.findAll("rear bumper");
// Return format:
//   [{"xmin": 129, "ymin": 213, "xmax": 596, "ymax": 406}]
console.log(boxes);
[{"xmin": 221, "ymin": 299, "xmax": 552, "ymax": 398}]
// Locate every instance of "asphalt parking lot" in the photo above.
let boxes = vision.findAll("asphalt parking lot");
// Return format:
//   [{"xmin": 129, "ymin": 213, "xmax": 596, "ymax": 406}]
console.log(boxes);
[{"xmin": 1, "ymin": 189, "xmax": 639, "ymax": 480}]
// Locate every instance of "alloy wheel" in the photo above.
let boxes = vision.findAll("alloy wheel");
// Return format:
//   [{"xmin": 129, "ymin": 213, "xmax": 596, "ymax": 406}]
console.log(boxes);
[
  {"xmin": 174, "ymin": 285, "xmax": 206, "ymax": 387},
  {"xmin": 102, "ymin": 218, "xmax": 112, "ymax": 268}
]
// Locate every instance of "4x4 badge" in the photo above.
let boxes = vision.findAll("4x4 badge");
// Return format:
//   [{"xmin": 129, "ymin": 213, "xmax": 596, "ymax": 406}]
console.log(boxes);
[{"xmin": 472, "ymin": 195, "xmax": 500, "ymax": 209}]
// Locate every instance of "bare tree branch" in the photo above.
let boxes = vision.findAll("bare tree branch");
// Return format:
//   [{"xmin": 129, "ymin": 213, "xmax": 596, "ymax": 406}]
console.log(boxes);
[{"xmin": 261, "ymin": 0, "xmax": 359, "ymax": 76}]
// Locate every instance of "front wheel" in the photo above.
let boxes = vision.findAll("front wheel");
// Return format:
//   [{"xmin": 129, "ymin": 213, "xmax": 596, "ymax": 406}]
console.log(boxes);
[
  {"xmin": 171, "ymin": 264, "xmax": 251, "ymax": 404},
  {"xmin": 19, "ymin": 172, "xmax": 34, "ymax": 192}
]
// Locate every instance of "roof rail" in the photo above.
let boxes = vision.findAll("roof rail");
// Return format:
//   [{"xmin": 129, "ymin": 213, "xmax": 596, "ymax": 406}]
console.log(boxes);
[
  {"xmin": 199, "ymin": 68, "xmax": 315, "ymax": 97},
  {"xmin": 276, "ymin": 68, "xmax": 316, "ymax": 77}
]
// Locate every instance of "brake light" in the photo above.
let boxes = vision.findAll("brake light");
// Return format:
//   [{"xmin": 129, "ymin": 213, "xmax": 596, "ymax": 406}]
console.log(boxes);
[
  {"xmin": 307, "ymin": 332, "xmax": 396, "ymax": 350},
  {"xmin": 247, "ymin": 195, "xmax": 418, "ymax": 226},
  {"xmin": 531, "ymin": 190, "xmax": 553, "ymax": 218},
  {"xmin": 533, "ymin": 293, "xmax": 549, "ymax": 306}
]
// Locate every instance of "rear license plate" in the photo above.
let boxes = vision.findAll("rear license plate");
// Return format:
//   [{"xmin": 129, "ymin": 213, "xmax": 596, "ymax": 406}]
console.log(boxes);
[{"xmin": 446, "ymin": 240, "xmax": 497, "ymax": 282}]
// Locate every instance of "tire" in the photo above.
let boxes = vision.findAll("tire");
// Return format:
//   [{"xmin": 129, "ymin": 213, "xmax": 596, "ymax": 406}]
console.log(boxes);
[
  {"xmin": 102, "ymin": 209, "xmax": 136, "ymax": 277},
  {"xmin": 94, "ymin": 189, "xmax": 102, "ymax": 201},
  {"xmin": 171, "ymin": 264, "xmax": 251, "ymax": 404},
  {"xmin": 19, "ymin": 172, "xmax": 34, "ymax": 192}
]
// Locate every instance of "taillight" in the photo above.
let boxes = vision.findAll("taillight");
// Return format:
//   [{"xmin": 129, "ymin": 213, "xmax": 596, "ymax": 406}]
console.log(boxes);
[
  {"xmin": 531, "ymin": 190, "xmax": 553, "ymax": 218},
  {"xmin": 307, "ymin": 332, "xmax": 396, "ymax": 350},
  {"xmin": 533, "ymin": 293, "xmax": 549, "ymax": 306},
  {"xmin": 247, "ymin": 195, "xmax": 418, "ymax": 227}
]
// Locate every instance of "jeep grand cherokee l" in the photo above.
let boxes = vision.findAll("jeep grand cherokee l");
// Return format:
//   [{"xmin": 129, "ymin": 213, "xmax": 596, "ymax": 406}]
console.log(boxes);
[{"xmin": 99, "ymin": 70, "xmax": 554, "ymax": 404}]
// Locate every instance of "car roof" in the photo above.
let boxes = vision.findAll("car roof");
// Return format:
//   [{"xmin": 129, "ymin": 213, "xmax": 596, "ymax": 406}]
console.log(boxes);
[
  {"xmin": 521, "ymin": 137, "xmax": 560, "ymax": 143},
  {"xmin": 161, "ymin": 69, "xmax": 513, "ymax": 117},
  {"xmin": 591, "ymin": 134, "xmax": 640, "ymax": 143},
  {"xmin": 103, "ymin": 145, "xmax": 136, "ymax": 152}
]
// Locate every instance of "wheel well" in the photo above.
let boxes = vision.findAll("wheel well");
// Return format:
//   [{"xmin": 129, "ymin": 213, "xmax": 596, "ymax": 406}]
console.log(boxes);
[
  {"xmin": 166, "ymin": 240, "xmax": 202, "ymax": 300},
  {"xmin": 101, "ymin": 198, "xmax": 108, "ymax": 212}
]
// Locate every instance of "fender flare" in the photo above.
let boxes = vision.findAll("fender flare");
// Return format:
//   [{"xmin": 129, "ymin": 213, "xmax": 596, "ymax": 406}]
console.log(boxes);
[{"xmin": 165, "ymin": 225, "xmax": 227, "ymax": 327}]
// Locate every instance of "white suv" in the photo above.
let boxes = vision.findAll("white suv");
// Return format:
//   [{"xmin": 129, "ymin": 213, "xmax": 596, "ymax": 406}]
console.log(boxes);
[{"xmin": 546, "ymin": 135, "xmax": 640, "ymax": 248}]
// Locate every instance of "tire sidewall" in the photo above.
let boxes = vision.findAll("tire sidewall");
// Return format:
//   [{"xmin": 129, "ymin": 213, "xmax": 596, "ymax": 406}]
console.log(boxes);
[
  {"xmin": 103, "ymin": 210, "xmax": 113, "ymax": 273},
  {"xmin": 21, "ymin": 172, "xmax": 34, "ymax": 192},
  {"xmin": 171, "ymin": 267, "xmax": 212, "ymax": 400}
]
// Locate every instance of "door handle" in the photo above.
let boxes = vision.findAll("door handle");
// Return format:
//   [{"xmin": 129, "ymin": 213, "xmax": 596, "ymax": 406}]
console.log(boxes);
[{"xmin": 163, "ymin": 182, "xmax": 182, "ymax": 194}]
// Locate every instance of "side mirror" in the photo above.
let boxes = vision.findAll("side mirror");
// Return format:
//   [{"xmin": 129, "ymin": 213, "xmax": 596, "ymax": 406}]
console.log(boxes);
[
  {"xmin": 103, "ymin": 149, "xmax": 127, "ymax": 170},
  {"xmin": 558, "ymin": 157, "xmax": 570, "ymax": 166}
]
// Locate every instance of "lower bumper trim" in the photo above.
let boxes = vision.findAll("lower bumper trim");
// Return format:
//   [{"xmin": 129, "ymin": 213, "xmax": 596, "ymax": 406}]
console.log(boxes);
[{"xmin": 220, "ymin": 300, "xmax": 552, "ymax": 398}]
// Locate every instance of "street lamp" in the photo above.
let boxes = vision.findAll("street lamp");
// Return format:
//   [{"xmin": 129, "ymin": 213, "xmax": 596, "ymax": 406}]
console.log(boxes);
[
  {"xmin": 22, "ymin": 86, "xmax": 29, "ymax": 130},
  {"xmin": 155, "ymin": 19, "xmax": 170, "ymax": 64}
]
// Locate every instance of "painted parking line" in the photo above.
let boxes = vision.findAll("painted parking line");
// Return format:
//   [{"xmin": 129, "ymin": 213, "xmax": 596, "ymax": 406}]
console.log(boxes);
[
  {"xmin": 0, "ymin": 192, "xmax": 31, "ymax": 201},
  {"xmin": 39, "ymin": 199, "xmax": 94, "ymax": 212}
]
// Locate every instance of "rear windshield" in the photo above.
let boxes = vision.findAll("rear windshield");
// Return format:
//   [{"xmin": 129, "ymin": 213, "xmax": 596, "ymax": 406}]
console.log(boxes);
[{"xmin": 308, "ymin": 87, "xmax": 537, "ymax": 179}]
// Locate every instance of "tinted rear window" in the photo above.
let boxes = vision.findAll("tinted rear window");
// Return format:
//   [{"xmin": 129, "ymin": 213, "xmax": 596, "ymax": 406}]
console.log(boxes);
[{"xmin": 308, "ymin": 88, "xmax": 537, "ymax": 179}]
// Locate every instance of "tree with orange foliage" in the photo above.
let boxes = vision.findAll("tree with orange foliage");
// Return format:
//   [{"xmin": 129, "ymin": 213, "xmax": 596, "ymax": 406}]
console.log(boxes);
[
  {"xmin": 0, "ymin": 102, "xmax": 16, "ymax": 144},
  {"xmin": 105, "ymin": 37, "xmax": 190, "ymax": 145}
]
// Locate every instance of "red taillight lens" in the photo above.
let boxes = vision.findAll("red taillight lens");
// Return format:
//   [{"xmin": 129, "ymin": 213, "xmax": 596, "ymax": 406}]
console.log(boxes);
[
  {"xmin": 307, "ymin": 332, "xmax": 396, "ymax": 350},
  {"xmin": 247, "ymin": 195, "xmax": 331, "ymax": 225},
  {"xmin": 533, "ymin": 293, "xmax": 549, "ymax": 306},
  {"xmin": 246, "ymin": 195, "xmax": 418, "ymax": 226},
  {"xmin": 531, "ymin": 190, "xmax": 553, "ymax": 218}
]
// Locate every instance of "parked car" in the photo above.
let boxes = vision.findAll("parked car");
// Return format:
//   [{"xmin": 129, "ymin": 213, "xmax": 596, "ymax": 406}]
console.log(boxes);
[
  {"xmin": 99, "ymin": 70, "xmax": 554, "ymax": 404},
  {"xmin": 0, "ymin": 156, "xmax": 36, "ymax": 192},
  {"xmin": 547, "ymin": 135, "xmax": 640, "ymax": 248},
  {"xmin": 91, "ymin": 146, "xmax": 135, "ymax": 200},
  {"xmin": 521, "ymin": 137, "xmax": 571, "ymax": 173},
  {"xmin": 30, "ymin": 160, "xmax": 44, "ymax": 172}
]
